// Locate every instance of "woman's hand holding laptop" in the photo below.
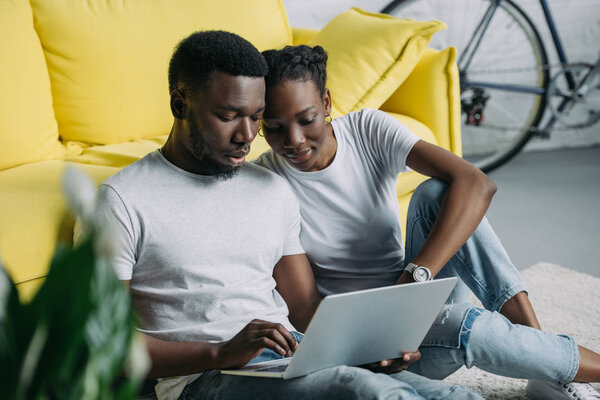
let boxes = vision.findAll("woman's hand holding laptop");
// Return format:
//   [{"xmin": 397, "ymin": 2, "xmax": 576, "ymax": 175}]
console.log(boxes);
[{"xmin": 361, "ymin": 350, "xmax": 422, "ymax": 374}]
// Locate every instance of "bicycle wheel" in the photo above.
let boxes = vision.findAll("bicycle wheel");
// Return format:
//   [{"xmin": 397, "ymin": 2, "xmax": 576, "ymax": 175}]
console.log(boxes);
[{"xmin": 382, "ymin": 0, "xmax": 549, "ymax": 172}]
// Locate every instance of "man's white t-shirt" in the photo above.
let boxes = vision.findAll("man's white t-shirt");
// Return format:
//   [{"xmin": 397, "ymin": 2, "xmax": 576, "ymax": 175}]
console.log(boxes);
[
  {"xmin": 95, "ymin": 150, "xmax": 304, "ymax": 400},
  {"xmin": 255, "ymin": 108, "xmax": 420, "ymax": 295}
]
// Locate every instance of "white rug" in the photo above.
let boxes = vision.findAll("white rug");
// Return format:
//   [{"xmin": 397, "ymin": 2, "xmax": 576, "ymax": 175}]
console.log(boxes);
[{"xmin": 445, "ymin": 263, "xmax": 600, "ymax": 399}]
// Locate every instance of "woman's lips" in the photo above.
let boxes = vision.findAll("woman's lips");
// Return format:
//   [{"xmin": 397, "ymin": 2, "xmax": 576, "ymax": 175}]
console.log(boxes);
[{"xmin": 283, "ymin": 148, "xmax": 312, "ymax": 164}]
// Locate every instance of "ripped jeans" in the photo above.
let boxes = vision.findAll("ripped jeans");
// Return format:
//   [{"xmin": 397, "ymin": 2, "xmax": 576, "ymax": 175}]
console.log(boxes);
[{"xmin": 405, "ymin": 179, "xmax": 580, "ymax": 383}]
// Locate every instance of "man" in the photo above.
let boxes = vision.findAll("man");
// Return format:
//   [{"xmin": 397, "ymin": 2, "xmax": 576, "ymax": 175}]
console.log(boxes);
[{"xmin": 94, "ymin": 30, "xmax": 481, "ymax": 400}]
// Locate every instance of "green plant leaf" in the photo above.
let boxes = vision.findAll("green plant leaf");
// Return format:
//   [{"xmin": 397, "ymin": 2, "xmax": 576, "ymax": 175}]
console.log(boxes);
[
  {"xmin": 16, "ymin": 235, "xmax": 142, "ymax": 399},
  {"xmin": 0, "ymin": 265, "xmax": 22, "ymax": 398}
]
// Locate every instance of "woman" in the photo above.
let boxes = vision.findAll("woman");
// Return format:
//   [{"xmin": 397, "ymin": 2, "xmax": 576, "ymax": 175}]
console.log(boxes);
[{"xmin": 254, "ymin": 45, "xmax": 600, "ymax": 400}]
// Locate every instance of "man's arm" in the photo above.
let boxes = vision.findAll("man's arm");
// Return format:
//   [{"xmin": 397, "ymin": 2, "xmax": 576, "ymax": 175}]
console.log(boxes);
[
  {"xmin": 122, "ymin": 281, "xmax": 299, "ymax": 379},
  {"xmin": 273, "ymin": 254, "xmax": 322, "ymax": 333},
  {"xmin": 399, "ymin": 140, "xmax": 497, "ymax": 283}
]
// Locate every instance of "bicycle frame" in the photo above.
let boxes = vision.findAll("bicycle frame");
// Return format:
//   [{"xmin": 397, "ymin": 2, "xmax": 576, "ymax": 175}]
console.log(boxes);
[{"xmin": 458, "ymin": 0, "xmax": 597, "ymax": 133}]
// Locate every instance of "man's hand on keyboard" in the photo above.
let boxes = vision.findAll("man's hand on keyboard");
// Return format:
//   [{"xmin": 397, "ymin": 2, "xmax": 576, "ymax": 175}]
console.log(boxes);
[{"xmin": 216, "ymin": 319, "xmax": 299, "ymax": 369}]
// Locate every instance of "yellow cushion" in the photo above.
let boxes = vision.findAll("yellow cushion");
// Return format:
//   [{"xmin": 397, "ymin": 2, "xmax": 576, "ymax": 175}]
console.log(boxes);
[
  {"xmin": 291, "ymin": 27, "xmax": 318, "ymax": 45},
  {"xmin": 390, "ymin": 113, "xmax": 437, "ymax": 146},
  {"xmin": 30, "ymin": 0, "xmax": 292, "ymax": 145},
  {"xmin": 0, "ymin": 0, "xmax": 64, "ymax": 171},
  {"xmin": 381, "ymin": 47, "xmax": 461, "ymax": 155},
  {"xmin": 0, "ymin": 161, "xmax": 119, "ymax": 302},
  {"xmin": 389, "ymin": 112, "xmax": 435, "ymax": 201},
  {"xmin": 308, "ymin": 8, "xmax": 444, "ymax": 117}
]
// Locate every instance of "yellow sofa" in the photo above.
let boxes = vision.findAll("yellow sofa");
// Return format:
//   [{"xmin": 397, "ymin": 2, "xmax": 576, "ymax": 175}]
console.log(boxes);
[{"xmin": 0, "ymin": 0, "xmax": 460, "ymax": 302}]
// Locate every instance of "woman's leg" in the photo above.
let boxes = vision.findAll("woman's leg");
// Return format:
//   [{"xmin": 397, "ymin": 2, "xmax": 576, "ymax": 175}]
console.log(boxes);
[
  {"xmin": 576, "ymin": 347, "xmax": 600, "ymax": 382},
  {"xmin": 405, "ymin": 178, "xmax": 540, "ymax": 328},
  {"xmin": 500, "ymin": 291, "xmax": 541, "ymax": 329},
  {"xmin": 411, "ymin": 304, "xmax": 600, "ymax": 382},
  {"xmin": 405, "ymin": 179, "xmax": 600, "ymax": 398}
]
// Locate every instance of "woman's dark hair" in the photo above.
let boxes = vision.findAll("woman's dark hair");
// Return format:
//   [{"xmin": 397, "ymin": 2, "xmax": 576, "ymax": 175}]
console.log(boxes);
[
  {"xmin": 168, "ymin": 30, "xmax": 268, "ymax": 94},
  {"xmin": 262, "ymin": 45, "xmax": 328, "ymax": 97}
]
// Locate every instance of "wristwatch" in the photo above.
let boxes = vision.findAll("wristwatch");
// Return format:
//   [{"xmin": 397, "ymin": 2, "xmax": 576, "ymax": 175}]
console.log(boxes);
[{"xmin": 404, "ymin": 263, "xmax": 433, "ymax": 282}]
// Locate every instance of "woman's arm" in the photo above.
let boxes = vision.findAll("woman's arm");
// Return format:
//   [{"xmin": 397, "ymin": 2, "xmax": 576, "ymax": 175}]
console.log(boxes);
[{"xmin": 399, "ymin": 140, "xmax": 497, "ymax": 283}]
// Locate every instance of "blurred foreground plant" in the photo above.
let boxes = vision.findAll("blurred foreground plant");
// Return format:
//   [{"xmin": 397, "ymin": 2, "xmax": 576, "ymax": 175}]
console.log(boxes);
[{"xmin": 0, "ymin": 166, "xmax": 149, "ymax": 400}]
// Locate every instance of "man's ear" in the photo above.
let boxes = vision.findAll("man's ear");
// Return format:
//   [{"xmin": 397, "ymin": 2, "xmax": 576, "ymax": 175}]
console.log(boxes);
[
  {"xmin": 323, "ymin": 88, "xmax": 332, "ymax": 116},
  {"xmin": 170, "ymin": 89, "xmax": 186, "ymax": 120}
]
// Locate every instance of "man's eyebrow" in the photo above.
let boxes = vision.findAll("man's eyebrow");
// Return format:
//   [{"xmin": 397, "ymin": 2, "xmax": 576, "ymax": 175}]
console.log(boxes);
[
  {"xmin": 216, "ymin": 105, "xmax": 265, "ymax": 114},
  {"xmin": 216, "ymin": 105, "xmax": 243, "ymax": 113}
]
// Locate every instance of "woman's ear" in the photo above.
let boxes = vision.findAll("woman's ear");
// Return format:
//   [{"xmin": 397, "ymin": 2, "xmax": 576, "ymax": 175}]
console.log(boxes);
[
  {"xmin": 323, "ymin": 88, "xmax": 332, "ymax": 116},
  {"xmin": 170, "ymin": 89, "xmax": 187, "ymax": 120}
]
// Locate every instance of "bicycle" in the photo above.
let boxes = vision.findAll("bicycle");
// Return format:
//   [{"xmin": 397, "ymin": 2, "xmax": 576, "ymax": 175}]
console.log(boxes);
[{"xmin": 381, "ymin": 0, "xmax": 600, "ymax": 172}]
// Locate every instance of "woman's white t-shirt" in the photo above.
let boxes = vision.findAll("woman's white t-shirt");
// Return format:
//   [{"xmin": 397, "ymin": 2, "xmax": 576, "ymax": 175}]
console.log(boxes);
[{"xmin": 255, "ymin": 108, "xmax": 420, "ymax": 295}]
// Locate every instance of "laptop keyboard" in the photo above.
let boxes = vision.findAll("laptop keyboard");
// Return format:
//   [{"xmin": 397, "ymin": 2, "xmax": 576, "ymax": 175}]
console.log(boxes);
[{"xmin": 253, "ymin": 364, "xmax": 288, "ymax": 373}]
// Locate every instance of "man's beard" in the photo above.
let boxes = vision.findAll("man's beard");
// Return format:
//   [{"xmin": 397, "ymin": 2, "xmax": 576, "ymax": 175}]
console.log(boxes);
[{"xmin": 189, "ymin": 120, "xmax": 241, "ymax": 181}]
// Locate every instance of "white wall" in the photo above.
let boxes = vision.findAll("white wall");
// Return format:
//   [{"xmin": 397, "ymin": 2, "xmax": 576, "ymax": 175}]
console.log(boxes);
[{"xmin": 281, "ymin": 0, "xmax": 600, "ymax": 151}]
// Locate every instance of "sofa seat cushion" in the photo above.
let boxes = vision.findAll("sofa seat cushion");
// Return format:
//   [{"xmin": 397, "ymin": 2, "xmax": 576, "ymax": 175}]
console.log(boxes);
[
  {"xmin": 68, "ymin": 133, "xmax": 272, "ymax": 169},
  {"xmin": 0, "ymin": 0, "xmax": 64, "ymax": 171},
  {"xmin": 308, "ymin": 7, "xmax": 444, "ymax": 118},
  {"xmin": 67, "ymin": 136, "xmax": 169, "ymax": 169},
  {"xmin": 30, "ymin": 0, "xmax": 292, "ymax": 145},
  {"xmin": 0, "ymin": 161, "xmax": 119, "ymax": 301}
]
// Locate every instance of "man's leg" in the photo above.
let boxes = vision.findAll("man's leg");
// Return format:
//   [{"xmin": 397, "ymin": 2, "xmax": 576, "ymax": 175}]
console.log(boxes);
[
  {"xmin": 405, "ymin": 178, "xmax": 540, "ymax": 327},
  {"xmin": 391, "ymin": 370, "xmax": 484, "ymax": 400},
  {"xmin": 177, "ymin": 366, "xmax": 483, "ymax": 400}
]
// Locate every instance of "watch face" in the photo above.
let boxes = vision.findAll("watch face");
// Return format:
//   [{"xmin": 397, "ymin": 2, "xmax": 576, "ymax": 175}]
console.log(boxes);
[{"xmin": 414, "ymin": 267, "xmax": 431, "ymax": 282}]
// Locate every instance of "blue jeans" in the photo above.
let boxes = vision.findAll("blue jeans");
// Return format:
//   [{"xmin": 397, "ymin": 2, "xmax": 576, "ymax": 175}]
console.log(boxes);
[
  {"xmin": 179, "ymin": 332, "xmax": 483, "ymax": 400},
  {"xmin": 405, "ymin": 179, "xmax": 580, "ymax": 383}
]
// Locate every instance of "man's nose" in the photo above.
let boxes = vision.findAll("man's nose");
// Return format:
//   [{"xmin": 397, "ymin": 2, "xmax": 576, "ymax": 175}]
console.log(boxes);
[{"xmin": 233, "ymin": 117, "xmax": 256, "ymax": 143}]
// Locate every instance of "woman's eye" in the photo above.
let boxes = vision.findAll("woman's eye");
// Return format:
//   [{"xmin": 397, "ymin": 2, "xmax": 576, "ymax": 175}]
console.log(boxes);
[{"xmin": 300, "ymin": 118, "xmax": 315, "ymax": 126}]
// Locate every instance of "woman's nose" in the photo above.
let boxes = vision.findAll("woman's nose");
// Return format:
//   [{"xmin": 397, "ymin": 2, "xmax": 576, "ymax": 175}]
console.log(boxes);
[{"xmin": 283, "ymin": 126, "xmax": 305, "ymax": 148}]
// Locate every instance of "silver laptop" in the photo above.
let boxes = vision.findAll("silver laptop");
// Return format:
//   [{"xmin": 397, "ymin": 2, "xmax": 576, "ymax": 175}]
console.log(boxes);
[{"xmin": 221, "ymin": 277, "xmax": 457, "ymax": 379}]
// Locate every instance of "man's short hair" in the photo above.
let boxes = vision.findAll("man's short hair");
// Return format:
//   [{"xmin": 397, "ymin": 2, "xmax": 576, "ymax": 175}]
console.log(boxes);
[{"xmin": 168, "ymin": 30, "xmax": 268, "ymax": 94}]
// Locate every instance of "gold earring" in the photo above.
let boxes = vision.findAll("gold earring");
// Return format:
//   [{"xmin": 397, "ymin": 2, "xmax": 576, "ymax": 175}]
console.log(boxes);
[
  {"xmin": 257, "ymin": 125, "xmax": 264, "ymax": 137},
  {"xmin": 325, "ymin": 114, "xmax": 333, "ymax": 124}
]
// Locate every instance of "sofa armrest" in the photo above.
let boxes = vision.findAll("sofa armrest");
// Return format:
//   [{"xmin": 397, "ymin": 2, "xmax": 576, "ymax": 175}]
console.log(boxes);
[
  {"xmin": 380, "ymin": 47, "xmax": 462, "ymax": 156},
  {"xmin": 291, "ymin": 27, "xmax": 318, "ymax": 45}
]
